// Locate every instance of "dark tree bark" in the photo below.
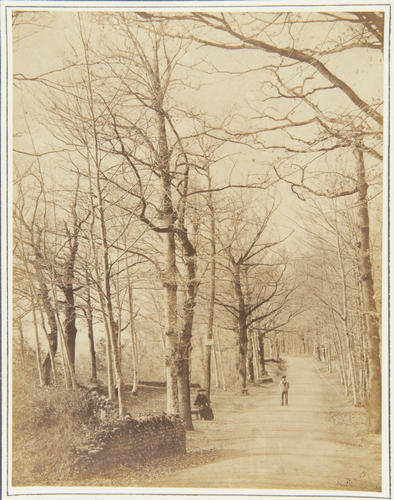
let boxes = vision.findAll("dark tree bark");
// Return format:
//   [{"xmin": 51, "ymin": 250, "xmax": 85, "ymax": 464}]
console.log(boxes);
[
  {"xmin": 356, "ymin": 148, "xmax": 381, "ymax": 433},
  {"xmin": 177, "ymin": 225, "xmax": 198, "ymax": 430},
  {"xmin": 247, "ymin": 331, "xmax": 255, "ymax": 383},
  {"xmin": 257, "ymin": 332, "xmax": 268, "ymax": 376},
  {"xmin": 233, "ymin": 264, "xmax": 248, "ymax": 393},
  {"xmin": 156, "ymin": 105, "xmax": 180, "ymax": 417},
  {"xmin": 84, "ymin": 283, "xmax": 97, "ymax": 381},
  {"xmin": 57, "ymin": 198, "xmax": 83, "ymax": 377},
  {"xmin": 63, "ymin": 283, "xmax": 77, "ymax": 372}
]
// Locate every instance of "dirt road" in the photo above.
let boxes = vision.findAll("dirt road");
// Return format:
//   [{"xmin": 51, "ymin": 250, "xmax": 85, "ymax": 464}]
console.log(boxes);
[{"xmin": 156, "ymin": 356, "xmax": 381, "ymax": 491}]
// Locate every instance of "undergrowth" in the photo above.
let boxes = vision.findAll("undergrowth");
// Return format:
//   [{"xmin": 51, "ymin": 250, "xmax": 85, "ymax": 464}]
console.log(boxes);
[
  {"xmin": 12, "ymin": 348, "xmax": 182, "ymax": 486},
  {"xmin": 12, "ymin": 350, "xmax": 97, "ymax": 486}
]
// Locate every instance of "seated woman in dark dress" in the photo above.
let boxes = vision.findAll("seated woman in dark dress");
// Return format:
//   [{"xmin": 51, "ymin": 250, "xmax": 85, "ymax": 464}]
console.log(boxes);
[{"xmin": 194, "ymin": 388, "xmax": 214, "ymax": 420}]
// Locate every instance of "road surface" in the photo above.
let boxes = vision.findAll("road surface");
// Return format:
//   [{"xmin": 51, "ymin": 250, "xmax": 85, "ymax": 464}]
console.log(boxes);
[{"xmin": 156, "ymin": 356, "xmax": 381, "ymax": 491}]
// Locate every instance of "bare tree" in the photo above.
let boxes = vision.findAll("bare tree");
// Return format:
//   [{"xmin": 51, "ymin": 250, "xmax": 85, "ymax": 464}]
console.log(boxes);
[{"xmin": 214, "ymin": 195, "xmax": 296, "ymax": 393}]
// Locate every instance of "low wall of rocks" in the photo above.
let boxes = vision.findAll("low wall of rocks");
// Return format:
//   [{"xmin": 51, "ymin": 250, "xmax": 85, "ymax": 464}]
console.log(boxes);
[{"xmin": 71, "ymin": 394, "xmax": 186, "ymax": 475}]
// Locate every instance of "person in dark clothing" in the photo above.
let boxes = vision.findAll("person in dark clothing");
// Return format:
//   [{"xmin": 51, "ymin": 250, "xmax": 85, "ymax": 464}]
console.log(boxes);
[
  {"xmin": 280, "ymin": 375, "xmax": 290, "ymax": 406},
  {"xmin": 194, "ymin": 388, "xmax": 214, "ymax": 420}
]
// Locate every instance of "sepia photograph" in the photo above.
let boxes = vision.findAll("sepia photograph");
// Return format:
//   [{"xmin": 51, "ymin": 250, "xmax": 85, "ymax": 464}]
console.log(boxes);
[{"xmin": 3, "ymin": 1, "xmax": 390, "ymax": 497}]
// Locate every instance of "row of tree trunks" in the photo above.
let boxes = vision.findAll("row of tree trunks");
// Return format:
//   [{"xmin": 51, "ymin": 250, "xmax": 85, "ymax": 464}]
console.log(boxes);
[
  {"xmin": 310, "ymin": 150, "xmax": 381, "ymax": 432},
  {"xmin": 17, "ymin": 240, "xmax": 49, "ymax": 385}
]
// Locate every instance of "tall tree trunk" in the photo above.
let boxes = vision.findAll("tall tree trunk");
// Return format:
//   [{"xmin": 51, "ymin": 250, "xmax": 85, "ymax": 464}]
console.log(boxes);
[
  {"xmin": 274, "ymin": 336, "xmax": 280, "ymax": 361},
  {"xmin": 154, "ymin": 71, "xmax": 180, "ymax": 415},
  {"xmin": 355, "ymin": 148, "xmax": 381, "ymax": 433},
  {"xmin": 85, "ymin": 283, "xmax": 97, "ymax": 381},
  {"xmin": 82, "ymin": 29, "xmax": 124, "ymax": 414},
  {"xmin": 115, "ymin": 275, "xmax": 123, "ymax": 365},
  {"xmin": 327, "ymin": 342, "xmax": 332, "ymax": 374},
  {"xmin": 335, "ymin": 214, "xmax": 359, "ymax": 406},
  {"xmin": 331, "ymin": 334, "xmax": 346, "ymax": 388},
  {"xmin": 100, "ymin": 302, "xmax": 115, "ymax": 401},
  {"xmin": 237, "ymin": 323, "xmax": 248, "ymax": 393},
  {"xmin": 37, "ymin": 304, "xmax": 57, "ymax": 385},
  {"xmin": 50, "ymin": 277, "xmax": 77, "ymax": 390},
  {"xmin": 60, "ymin": 209, "xmax": 80, "ymax": 375},
  {"xmin": 17, "ymin": 319, "xmax": 25, "ymax": 365},
  {"xmin": 212, "ymin": 342, "xmax": 220, "ymax": 389},
  {"xmin": 98, "ymin": 216, "xmax": 125, "ymax": 415},
  {"xmin": 177, "ymin": 228, "xmax": 197, "ymax": 430},
  {"xmin": 127, "ymin": 278, "xmax": 139, "ymax": 394},
  {"xmin": 58, "ymin": 323, "xmax": 71, "ymax": 389},
  {"xmin": 19, "ymin": 242, "xmax": 52, "ymax": 384},
  {"xmin": 38, "ymin": 274, "xmax": 58, "ymax": 385},
  {"xmin": 28, "ymin": 240, "xmax": 59, "ymax": 385},
  {"xmin": 258, "ymin": 332, "xmax": 267, "ymax": 376},
  {"xmin": 163, "ymin": 229, "xmax": 179, "ymax": 415},
  {"xmin": 178, "ymin": 351, "xmax": 192, "ymax": 429},
  {"xmin": 215, "ymin": 330, "xmax": 227, "ymax": 390},
  {"xmin": 94, "ymin": 150, "xmax": 125, "ymax": 414},
  {"xmin": 87, "ymin": 181, "xmax": 115, "ymax": 398},
  {"xmin": 63, "ymin": 284, "xmax": 77, "ymax": 373},
  {"xmin": 353, "ymin": 239, "xmax": 371, "ymax": 405},
  {"xmin": 29, "ymin": 293, "xmax": 44, "ymax": 385},
  {"xmin": 203, "ymin": 171, "xmax": 216, "ymax": 403},
  {"xmin": 331, "ymin": 310, "xmax": 350, "ymax": 395},
  {"xmin": 247, "ymin": 330, "xmax": 254, "ymax": 382},
  {"xmin": 233, "ymin": 265, "xmax": 248, "ymax": 394},
  {"xmin": 252, "ymin": 331, "xmax": 260, "ymax": 380}
]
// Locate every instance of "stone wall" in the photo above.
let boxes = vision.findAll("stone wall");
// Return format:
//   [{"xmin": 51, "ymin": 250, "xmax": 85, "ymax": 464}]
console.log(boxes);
[{"xmin": 71, "ymin": 394, "xmax": 186, "ymax": 475}]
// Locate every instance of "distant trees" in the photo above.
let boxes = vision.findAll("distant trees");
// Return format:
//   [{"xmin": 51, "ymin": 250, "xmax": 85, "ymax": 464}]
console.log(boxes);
[{"xmin": 299, "ymin": 195, "xmax": 377, "ymax": 409}]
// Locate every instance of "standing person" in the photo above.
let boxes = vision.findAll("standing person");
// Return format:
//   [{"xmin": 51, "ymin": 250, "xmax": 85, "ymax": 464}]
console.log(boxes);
[
  {"xmin": 280, "ymin": 375, "xmax": 290, "ymax": 406},
  {"xmin": 194, "ymin": 388, "xmax": 214, "ymax": 420}
]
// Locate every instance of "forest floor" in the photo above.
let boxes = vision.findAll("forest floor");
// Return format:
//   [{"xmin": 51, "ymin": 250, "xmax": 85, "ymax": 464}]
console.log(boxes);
[{"xmin": 71, "ymin": 355, "xmax": 382, "ymax": 492}]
